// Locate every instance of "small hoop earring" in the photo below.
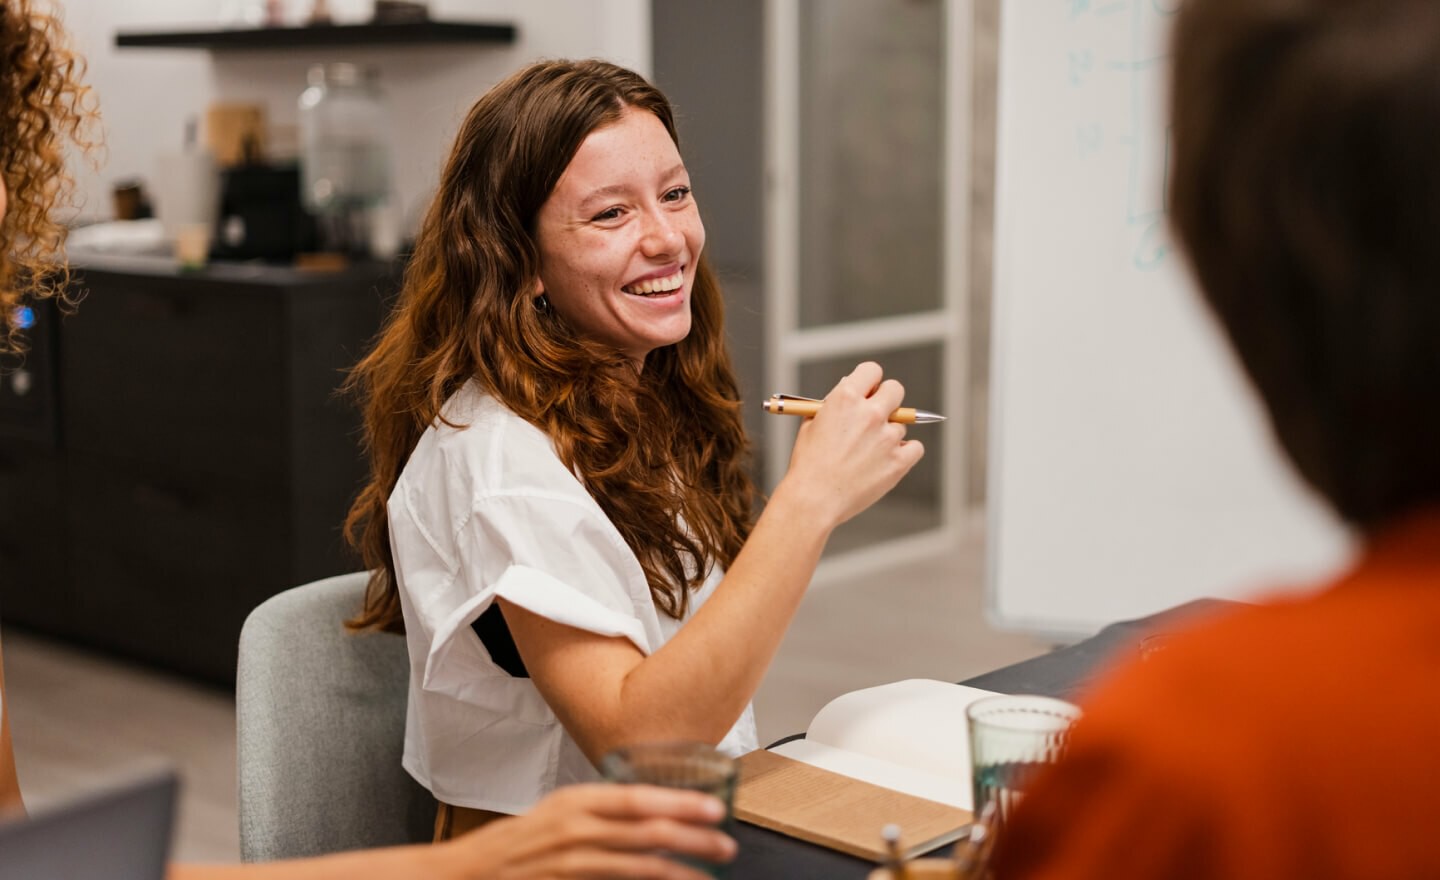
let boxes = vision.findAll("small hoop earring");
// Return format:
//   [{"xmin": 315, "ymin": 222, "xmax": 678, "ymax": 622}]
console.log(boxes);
[{"xmin": 534, "ymin": 293, "xmax": 550, "ymax": 312}]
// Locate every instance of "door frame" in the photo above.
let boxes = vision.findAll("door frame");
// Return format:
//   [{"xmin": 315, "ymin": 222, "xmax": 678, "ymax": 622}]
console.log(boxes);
[{"xmin": 762, "ymin": 0, "xmax": 976, "ymax": 582}]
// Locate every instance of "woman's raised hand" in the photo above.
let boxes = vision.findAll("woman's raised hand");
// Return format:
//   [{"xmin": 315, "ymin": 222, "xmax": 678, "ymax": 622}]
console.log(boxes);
[{"xmin": 777, "ymin": 361, "xmax": 926, "ymax": 531}]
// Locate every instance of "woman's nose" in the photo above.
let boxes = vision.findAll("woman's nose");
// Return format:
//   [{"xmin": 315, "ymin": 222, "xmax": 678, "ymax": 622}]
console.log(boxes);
[{"xmin": 639, "ymin": 211, "xmax": 684, "ymax": 256}]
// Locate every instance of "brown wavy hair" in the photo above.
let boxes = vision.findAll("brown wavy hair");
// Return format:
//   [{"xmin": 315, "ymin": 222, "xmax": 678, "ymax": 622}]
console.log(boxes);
[
  {"xmin": 0, "ymin": 0, "xmax": 98, "ymax": 357},
  {"xmin": 345, "ymin": 59, "xmax": 756, "ymax": 632}
]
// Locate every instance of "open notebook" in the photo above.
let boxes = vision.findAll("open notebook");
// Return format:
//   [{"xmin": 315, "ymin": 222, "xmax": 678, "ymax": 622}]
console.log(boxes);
[{"xmin": 735, "ymin": 679, "xmax": 999, "ymax": 860}]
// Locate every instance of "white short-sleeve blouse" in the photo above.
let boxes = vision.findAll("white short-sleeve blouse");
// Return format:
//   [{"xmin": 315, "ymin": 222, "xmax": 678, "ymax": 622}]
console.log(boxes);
[{"xmin": 388, "ymin": 381, "xmax": 758, "ymax": 814}]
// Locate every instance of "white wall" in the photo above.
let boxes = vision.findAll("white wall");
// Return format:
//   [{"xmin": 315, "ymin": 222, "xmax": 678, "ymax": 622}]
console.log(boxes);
[{"xmin": 60, "ymin": 0, "xmax": 650, "ymax": 234}]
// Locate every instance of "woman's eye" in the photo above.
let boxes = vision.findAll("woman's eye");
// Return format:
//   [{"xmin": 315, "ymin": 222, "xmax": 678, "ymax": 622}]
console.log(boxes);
[
  {"xmin": 663, "ymin": 185, "xmax": 692, "ymax": 203},
  {"xmin": 591, "ymin": 206, "xmax": 623, "ymax": 222}
]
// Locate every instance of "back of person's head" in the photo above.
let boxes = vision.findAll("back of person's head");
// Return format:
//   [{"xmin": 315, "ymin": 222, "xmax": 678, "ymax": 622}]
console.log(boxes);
[
  {"xmin": 1170, "ymin": 0, "xmax": 1440, "ymax": 531},
  {"xmin": 0, "ymin": 0, "xmax": 96, "ymax": 356}
]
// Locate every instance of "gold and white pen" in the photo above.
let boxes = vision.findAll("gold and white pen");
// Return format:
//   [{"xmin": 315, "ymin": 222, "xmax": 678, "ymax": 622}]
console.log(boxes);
[{"xmin": 762, "ymin": 393, "xmax": 946, "ymax": 425}]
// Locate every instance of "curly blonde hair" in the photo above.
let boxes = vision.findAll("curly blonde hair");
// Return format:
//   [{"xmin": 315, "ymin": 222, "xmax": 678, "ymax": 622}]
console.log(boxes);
[{"xmin": 0, "ymin": 0, "xmax": 98, "ymax": 357}]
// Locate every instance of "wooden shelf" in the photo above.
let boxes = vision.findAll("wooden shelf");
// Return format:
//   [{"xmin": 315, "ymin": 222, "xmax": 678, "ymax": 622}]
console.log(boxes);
[{"xmin": 115, "ymin": 19, "xmax": 516, "ymax": 51}]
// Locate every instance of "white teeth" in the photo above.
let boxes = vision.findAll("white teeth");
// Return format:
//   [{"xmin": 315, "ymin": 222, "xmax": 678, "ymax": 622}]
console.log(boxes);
[{"xmin": 624, "ymin": 269, "xmax": 684, "ymax": 295}]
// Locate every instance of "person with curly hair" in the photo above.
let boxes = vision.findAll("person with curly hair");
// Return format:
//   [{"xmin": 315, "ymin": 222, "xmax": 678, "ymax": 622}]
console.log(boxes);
[
  {"xmin": 0, "ymin": 0, "xmax": 97, "ymax": 821},
  {"xmin": 0, "ymin": 0, "xmax": 95, "ymax": 354},
  {"xmin": 343, "ymin": 58, "xmax": 924, "ymax": 836},
  {"xmin": 0, "ymin": 3, "xmax": 736, "ymax": 877}
]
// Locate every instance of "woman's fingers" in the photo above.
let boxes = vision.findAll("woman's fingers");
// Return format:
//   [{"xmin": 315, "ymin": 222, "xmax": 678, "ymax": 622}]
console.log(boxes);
[
  {"xmin": 533, "ymin": 806, "xmax": 733, "ymax": 863},
  {"xmin": 822, "ymin": 365, "xmax": 904, "ymax": 421},
  {"xmin": 582, "ymin": 816, "xmax": 737, "ymax": 863},
  {"xmin": 899, "ymin": 437, "xmax": 925, "ymax": 466},
  {"xmin": 781, "ymin": 362, "xmax": 927, "ymax": 527},
  {"xmin": 869, "ymin": 377, "xmax": 906, "ymax": 410},
  {"xmin": 557, "ymin": 784, "xmax": 725, "ymax": 825},
  {"xmin": 459, "ymin": 785, "xmax": 736, "ymax": 880},
  {"xmin": 533, "ymin": 785, "xmax": 735, "ymax": 864},
  {"xmin": 839, "ymin": 360, "xmax": 884, "ymax": 398},
  {"xmin": 557, "ymin": 789, "xmax": 735, "ymax": 864}
]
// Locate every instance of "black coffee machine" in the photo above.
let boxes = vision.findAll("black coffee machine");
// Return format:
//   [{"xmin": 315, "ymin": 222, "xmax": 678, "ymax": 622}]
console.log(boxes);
[{"xmin": 211, "ymin": 161, "xmax": 319, "ymax": 262}]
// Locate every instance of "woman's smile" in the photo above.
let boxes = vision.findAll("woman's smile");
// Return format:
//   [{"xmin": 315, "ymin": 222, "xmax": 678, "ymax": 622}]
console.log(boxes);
[{"xmin": 621, "ymin": 265, "xmax": 684, "ymax": 296}]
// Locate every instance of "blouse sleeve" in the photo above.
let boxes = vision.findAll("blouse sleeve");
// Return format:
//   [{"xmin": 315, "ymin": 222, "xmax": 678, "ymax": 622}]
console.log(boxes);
[{"xmin": 412, "ymin": 491, "xmax": 658, "ymax": 712}]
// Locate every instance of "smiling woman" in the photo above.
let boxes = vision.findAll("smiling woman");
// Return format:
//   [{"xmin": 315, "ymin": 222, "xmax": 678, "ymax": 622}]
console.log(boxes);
[
  {"xmin": 343, "ymin": 59, "xmax": 925, "ymax": 835},
  {"xmin": 535, "ymin": 107, "xmax": 702, "ymax": 363}
]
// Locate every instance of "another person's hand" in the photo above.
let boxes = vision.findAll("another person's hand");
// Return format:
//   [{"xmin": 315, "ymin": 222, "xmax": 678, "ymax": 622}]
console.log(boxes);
[
  {"xmin": 779, "ymin": 361, "xmax": 926, "ymax": 529},
  {"xmin": 436, "ymin": 784, "xmax": 736, "ymax": 880}
]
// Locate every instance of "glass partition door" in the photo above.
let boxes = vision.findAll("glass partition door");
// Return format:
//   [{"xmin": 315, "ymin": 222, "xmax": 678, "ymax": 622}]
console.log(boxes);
[{"xmin": 765, "ymin": 0, "xmax": 973, "ymax": 578}]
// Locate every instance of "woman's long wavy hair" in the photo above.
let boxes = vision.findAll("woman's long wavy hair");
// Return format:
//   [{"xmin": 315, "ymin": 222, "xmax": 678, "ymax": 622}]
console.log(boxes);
[
  {"xmin": 345, "ymin": 59, "xmax": 756, "ymax": 633},
  {"xmin": 0, "ymin": 0, "xmax": 98, "ymax": 357}
]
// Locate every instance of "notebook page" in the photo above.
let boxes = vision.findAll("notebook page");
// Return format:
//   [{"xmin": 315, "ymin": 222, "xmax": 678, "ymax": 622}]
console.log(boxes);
[{"xmin": 773, "ymin": 679, "xmax": 1000, "ymax": 809}]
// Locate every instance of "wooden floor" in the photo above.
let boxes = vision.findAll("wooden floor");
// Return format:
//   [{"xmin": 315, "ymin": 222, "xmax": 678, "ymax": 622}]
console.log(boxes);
[{"xmin": 2, "ymin": 517, "xmax": 1045, "ymax": 864}]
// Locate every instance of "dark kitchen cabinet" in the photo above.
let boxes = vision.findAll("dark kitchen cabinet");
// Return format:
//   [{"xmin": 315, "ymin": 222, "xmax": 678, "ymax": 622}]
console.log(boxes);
[{"xmin": 0, "ymin": 259, "xmax": 395, "ymax": 683}]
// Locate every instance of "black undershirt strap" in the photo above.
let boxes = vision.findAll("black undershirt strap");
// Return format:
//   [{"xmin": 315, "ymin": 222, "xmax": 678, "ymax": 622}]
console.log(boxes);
[{"xmin": 471, "ymin": 602, "xmax": 530, "ymax": 678}]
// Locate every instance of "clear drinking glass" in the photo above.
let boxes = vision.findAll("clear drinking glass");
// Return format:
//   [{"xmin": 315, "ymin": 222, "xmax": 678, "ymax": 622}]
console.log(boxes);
[
  {"xmin": 966, "ymin": 695, "xmax": 1081, "ymax": 825},
  {"xmin": 600, "ymin": 742, "xmax": 738, "ymax": 878}
]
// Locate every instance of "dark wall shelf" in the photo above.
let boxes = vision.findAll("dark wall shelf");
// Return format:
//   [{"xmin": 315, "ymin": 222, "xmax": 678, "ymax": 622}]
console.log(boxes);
[{"xmin": 115, "ymin": 20, "xmax": 516, "ymax": 51}]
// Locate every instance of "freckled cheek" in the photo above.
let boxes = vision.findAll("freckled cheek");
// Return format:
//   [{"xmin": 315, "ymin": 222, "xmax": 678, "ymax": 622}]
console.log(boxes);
[
  {"xmin": 552, "ymin": 245, "xmax": 620, "ymax": 295},
  {"xmin": 686, "ymin": 213, "xmax": 706, "ymax": 262}
]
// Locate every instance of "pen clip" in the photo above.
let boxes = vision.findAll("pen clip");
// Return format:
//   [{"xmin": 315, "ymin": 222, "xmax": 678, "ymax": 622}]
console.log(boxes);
[{"xmin": 770, "ymin": 392, "xmax": 821, "ymax": 402}]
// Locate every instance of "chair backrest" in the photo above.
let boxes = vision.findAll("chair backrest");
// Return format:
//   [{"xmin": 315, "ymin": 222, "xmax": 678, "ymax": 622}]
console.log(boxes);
[{"xmin": 236, "ymin": 572, "xmax": 434, "ymax": 861}]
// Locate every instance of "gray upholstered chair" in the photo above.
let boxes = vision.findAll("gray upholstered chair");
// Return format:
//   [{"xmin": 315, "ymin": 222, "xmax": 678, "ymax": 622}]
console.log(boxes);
[{"xmin": 236, "ymin": 571, "xmax": 435, "ymax": 861}]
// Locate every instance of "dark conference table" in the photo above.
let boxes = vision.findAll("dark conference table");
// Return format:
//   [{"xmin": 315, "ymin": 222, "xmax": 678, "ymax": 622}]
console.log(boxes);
[{"xmin": 729, "ymin": 600, "xmax": 1227, "ymax": 879}]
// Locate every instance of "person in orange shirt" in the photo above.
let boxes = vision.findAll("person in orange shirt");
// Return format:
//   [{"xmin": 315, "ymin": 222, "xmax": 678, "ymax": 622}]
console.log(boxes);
[
  {"xmin": 993, "ymin": 1, "xmax": 1440, "ymax": 878},
  {"xmin": 0, "ymin": 2, "xmax": 731, "ymax": 878}
]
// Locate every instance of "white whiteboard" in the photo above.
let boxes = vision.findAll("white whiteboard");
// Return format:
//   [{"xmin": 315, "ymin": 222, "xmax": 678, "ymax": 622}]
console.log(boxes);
[{"xmin": 985, "ymin": 0, "xmax": 1353, "ymax": 637}]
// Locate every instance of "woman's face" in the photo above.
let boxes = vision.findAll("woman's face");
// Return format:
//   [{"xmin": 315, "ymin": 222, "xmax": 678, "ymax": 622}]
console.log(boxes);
[{"xmin": 534, "ymin": 105, "xmax": 704, "ymax": 365}]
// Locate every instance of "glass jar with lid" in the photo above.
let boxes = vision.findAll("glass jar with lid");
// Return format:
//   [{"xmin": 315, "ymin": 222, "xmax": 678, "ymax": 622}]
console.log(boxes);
[{"xmin": 297, "ymin": 63, "xmax": 391, "ymax": 254}]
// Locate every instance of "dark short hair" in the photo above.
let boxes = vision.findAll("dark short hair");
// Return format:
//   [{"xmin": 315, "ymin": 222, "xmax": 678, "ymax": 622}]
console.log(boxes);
[{"xmin": 1169, "ymin": 0, "xmax": 1440, "ymax": 529}]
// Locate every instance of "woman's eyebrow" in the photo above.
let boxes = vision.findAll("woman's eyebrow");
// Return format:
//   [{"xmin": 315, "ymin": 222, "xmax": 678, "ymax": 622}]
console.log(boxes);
[
  {"xmin": 575, "ymin": 163, "xmax": 688, "ymax": 212},
  {"xmin": 578, "ymin": 183, "xmax": 631, "ymax": 212}
]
